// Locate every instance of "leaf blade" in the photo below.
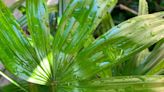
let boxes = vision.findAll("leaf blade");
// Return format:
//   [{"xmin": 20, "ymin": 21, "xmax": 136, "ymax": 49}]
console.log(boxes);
[
  {"xmin": 70, "ymin": 12, "xmax": 164, "ymax": 80},
  {"xmin": 138, "ymin": 0, "xmax": 149, "ymax": 15},
  {"xmin": 59, "ymin": 76, "xmax": 164, "ymax": 92}
]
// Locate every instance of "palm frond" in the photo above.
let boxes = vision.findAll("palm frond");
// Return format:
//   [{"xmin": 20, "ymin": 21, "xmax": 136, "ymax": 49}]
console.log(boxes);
[
  {"xmin": 0, "ymin": 0, "xmax": 51, "ymax": 85},
  {"xmin": 52, "ymin": 0, "xmax": 118, "ymax": 81},
  {"xmin": 0, "ymin": 0, "xmax": 163, "ymax": 92}
]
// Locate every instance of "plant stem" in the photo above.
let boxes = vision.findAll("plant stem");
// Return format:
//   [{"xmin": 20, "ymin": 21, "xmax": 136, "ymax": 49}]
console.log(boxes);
[
  {"xmin": 51, "ymin": 82, "xmax": 56, "ymax": 92},
  {"xmin": 119, "ymin": 4, "xmax": 138, "ymax": 15}
]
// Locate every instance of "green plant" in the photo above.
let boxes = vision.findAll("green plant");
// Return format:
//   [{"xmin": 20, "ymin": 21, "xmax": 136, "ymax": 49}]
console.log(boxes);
[{"xmin": 0, "ymin": 0, "xmax": 164, "ymax": 92}]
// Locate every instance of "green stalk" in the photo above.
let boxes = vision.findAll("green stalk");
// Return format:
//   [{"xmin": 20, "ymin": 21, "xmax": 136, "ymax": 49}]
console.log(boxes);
[
  {"xmin": 0, "ymin": 71, "xmax": 28, "ymax": 92},
  {"xmin": 51, "ymin": 82, "xmax": 56, "ymax": 92}
]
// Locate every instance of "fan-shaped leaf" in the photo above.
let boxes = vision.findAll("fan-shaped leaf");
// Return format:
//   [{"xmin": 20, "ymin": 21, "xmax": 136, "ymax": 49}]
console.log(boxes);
[{"xmin": 52, "ymin": 0, "xmax": 118, "ymax": 81}]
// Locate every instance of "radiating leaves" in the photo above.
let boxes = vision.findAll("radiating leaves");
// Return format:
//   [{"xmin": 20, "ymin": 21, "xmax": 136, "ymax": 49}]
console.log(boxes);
[
  {"xmin": 26, "ymin": 0, "xmax": 51, "ymax": 56},
  {"xmin": 26, "ymin": 0, "xmax": 53, "ymax": 83},
  {"xmin": 52, "ymin": 0, "xmax": 118, "ymax": 81},
  {"xmin": 0, "ymin": 0, "xmax": 51, "ymax": 85}
]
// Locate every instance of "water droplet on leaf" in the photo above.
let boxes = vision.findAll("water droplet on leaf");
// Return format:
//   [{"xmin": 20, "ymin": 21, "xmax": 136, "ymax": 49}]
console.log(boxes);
[
  {"xmin": 150, "ymin": 31, "xmax": 156, "ymax": 36},
  {"xmin": 86, "ymin": 5, "xmax": 90, "ymax": 9}
]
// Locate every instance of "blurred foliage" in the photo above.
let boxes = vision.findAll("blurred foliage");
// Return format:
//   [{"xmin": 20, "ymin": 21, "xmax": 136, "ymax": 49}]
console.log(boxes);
[{"xmin": 112, "ymin": 0, "xmax": 164, "ymax": 24}]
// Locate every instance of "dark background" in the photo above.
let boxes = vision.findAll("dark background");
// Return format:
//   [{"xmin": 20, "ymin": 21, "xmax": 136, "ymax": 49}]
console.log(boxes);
[{"xmin": 112, "ymin": 0, "xmax": 164, "ymax": 24}]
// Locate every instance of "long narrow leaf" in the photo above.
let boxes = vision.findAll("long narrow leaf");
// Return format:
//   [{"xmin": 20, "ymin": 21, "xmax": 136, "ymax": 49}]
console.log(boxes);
[
  {"xmin": 0, "ymin": 71, "xmax": 27, "ymax": 92},
  {"xmin": 138, "ymin": 0, "xmax": 149, "ymax": 15},
  {"xmin": 69, "ymin": 12, "xmax": 164, "ymax": 80},
  {"xmin": 135, "ymin": 39, "xmax": 164, "ymax": 75},
  {"xmin": 58, "ymin": 76, "xmax": 164, "ymax": 92},
  {"xmin": 26, "ymin": 0, "xmax": 52, "ymax": 84}
]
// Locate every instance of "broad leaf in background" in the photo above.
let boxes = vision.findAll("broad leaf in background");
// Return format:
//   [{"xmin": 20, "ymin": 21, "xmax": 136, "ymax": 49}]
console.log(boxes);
[
  {"xmin": 135, "ymin": 39, "xmax": 164, "ymax": 75},
  {"xmin": 113, "ymin": 0, "xmax": 150, "ymax": 76},
  {"xmin": 69, "ymin": 12, "xmax": 164, "ymax": 80},
  {"xmin": 66, "ymin": 76, "xmax": 164, "ymax": 92}
]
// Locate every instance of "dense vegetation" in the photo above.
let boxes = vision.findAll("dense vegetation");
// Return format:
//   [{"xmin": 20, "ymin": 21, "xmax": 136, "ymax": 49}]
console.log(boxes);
[{"xmin": 0, "ymin": 0, "xmax": 163, "ymax": 92}]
